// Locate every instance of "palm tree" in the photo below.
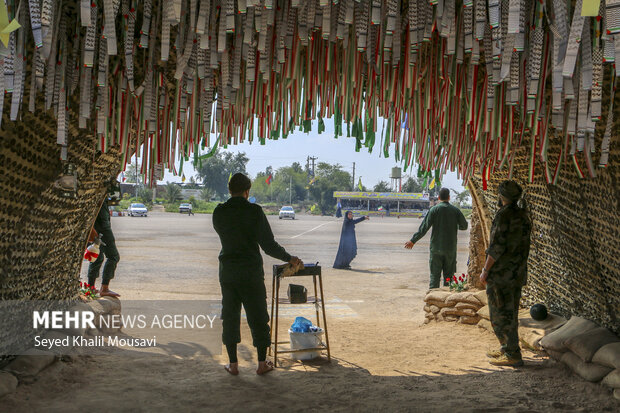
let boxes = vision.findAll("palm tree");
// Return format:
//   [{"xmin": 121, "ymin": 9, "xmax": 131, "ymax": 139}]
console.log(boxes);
[
  {"xmin": 199, "ymin": 187, "xmax": 213, "ymax": 201},
  {"xmin": 165, "ymin": 182, "xmax": 182, "ymax": 203},
  {"xmin": 451, "ymin": 189, "xmax": 471, "ymax": 208}
]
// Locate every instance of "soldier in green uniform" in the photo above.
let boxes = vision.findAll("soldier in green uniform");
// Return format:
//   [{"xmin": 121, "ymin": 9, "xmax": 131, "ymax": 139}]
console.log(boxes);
[
  {"xmin": 480, "ymin": 180, "xmax": 532, "ymax": 367},
  {"xmin": 213, "ymin": 173, "xmax": 302, "ymax": 376},
  {"xmin": 405, "ymin": 188, "xmax": 468, "ymax": 288}
]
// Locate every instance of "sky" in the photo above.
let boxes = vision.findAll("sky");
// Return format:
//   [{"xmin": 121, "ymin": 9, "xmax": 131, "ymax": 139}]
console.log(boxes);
[{"xmin": 156, "ymin": 119, "xmax": 466, "ymax": 193}]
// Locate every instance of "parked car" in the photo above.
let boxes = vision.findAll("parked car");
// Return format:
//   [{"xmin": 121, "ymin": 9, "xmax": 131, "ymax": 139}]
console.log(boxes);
[
  {"xmin": 279, "ymin": 206, "xmax": 295, "ymax": 220},
  {"xmin": 128, "ymin": 203, "xmax": 148, "ymax": 217},
  {"xmin": 179, "ymin": 203, "xmax": 192, "ymax": 214}
]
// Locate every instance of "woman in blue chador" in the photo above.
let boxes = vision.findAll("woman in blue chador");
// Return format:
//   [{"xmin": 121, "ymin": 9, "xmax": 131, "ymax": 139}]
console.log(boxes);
[
  {"xmin": 333, "ymin": 211, "xmax": 369, "ymax": 269},
  {"xmin": 335, "ymin": 201, "xmax": 342, "ymax": 218}
]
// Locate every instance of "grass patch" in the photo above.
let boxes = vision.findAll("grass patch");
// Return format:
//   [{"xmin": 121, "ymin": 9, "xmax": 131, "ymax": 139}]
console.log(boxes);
[{"xmin": 164, "ymin": 200, "xmax": 219, "ymax": 214}]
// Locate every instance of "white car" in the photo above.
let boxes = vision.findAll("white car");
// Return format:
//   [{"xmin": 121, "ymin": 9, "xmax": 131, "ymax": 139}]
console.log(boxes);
[
  {"xmin": 279, "ymin": 206, "xmax": 295, "ymax": 220},
  {"xmin": 179, "ymin": 203, "xmax": 192, "ymax": 213},
  {"xmin": 128, "ymin": 203, "xmax": 148, "ymax": 217}
]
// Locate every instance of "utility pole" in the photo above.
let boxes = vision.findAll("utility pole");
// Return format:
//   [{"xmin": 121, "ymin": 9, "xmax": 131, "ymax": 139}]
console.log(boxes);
[
  {"xmin": 135, "ymin": 151, "xmax": 139, "ymax": 200},
  {"xmin": 289, "ymin": 175, "xmax": 292, "ymax": 205},
  {"xmin": 308, "ymin": 156, "xmax": 317, "ymax": 177},
  {"xmin": 352, "ymin": 162, "xmax": 356, "ymax": 191}
]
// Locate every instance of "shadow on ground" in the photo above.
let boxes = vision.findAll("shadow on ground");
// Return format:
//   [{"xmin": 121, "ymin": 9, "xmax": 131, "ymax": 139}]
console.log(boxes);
[{"xmin": 2, "ymin": 347, "xmax": 618, "ymax": 413}]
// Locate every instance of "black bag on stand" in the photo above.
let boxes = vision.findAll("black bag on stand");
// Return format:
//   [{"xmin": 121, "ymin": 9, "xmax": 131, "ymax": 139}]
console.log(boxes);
[{"xmin": 287, "ymin": 284, "xmax": 307, "ymax": 304}]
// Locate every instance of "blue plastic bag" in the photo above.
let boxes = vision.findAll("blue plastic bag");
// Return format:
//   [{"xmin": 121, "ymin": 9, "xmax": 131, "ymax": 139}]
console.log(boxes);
[{"xmin": 290, "ymin": 317, "xmax": 313, "ymax": 333}]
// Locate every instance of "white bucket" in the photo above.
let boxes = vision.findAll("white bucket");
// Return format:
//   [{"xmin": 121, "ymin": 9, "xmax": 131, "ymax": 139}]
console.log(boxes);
[{"xmin": 288, "ymin": 328, "xmax": 324, "ymax": 360}]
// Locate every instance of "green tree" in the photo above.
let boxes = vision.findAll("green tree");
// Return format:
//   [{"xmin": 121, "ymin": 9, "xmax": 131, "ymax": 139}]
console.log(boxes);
[
  {"xmin": 451, "ymin": 189, "xmax": 471, "ymax": 208},
  {"xmin": 137, "ymin": 186, "xmax": 153, "ymax": 204},
  {"xmin": 195, "ymin": 151, "xmax": 249, "ymax": 199},
  {"xmin": 308, "ymin": 162, "xmax": 352, "ymax": 214},
  {"xmin": 402, "ymin": 176, "xmax": 424, "ymax": 193},
  {"xmin": 165, "ymin": 182, "xmax": 182, "ymax": 203},
  {"xmin": 199, "ymin": 186, "xmax": 213, "ymax": 201},
  {"xmin": 251, "ymin": 163, "xmax": 307, "ymax": 204},
  {"xmin": 373, "ymin": 180, "xmax": 391, "ymax": 192},
  {"xmin": 124, "ymin": 163, "xmax": 143, "ymax": 184},
  {"xmin": 251, "ymin": 172, "xmax": 272, "ymax": 203},
  {"xmin": 184, "ymin": 176, "xmax": 201, "ymax": 189}
]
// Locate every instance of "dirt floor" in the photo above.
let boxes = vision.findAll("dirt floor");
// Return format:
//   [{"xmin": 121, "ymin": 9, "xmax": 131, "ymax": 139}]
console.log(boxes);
[{"xmin": 2, "ymin": 212, "xmax": 618, "ymax": 412}]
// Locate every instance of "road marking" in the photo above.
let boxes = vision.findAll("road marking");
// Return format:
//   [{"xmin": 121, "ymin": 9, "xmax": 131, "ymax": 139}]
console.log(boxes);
[{"xmin": 290, "ymin": 221, "xmax": 334, "ymax": 239}]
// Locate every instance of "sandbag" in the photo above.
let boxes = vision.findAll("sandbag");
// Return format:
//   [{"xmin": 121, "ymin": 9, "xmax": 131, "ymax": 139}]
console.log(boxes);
[
  {"xmin": 561, "ymin": 351, "xmax": 612, "ymax": 382},
  {"xmin": 424, "ymin": 290, "xmax": 451, "ymax": 303},
  {"xmin": 424, "ymin": 305, "xmax": 431, "ymax": 313},
  {"xmin": 4, "ymin": 349, "xmax": 56, "ymax": 380},
  {"xmin": 540, "ymin": 316, "xmax": 598, "ymax": 352},
  {"xmin": 474, "ymin": 290, "xmax": 488, "ymax": 306},
  {"xmin": 614, "ymin": 389, "xmax": 620, "ymax": 400},
  {"xmin": 546, "ymin": 349, "xmax": 565, "ymax": 361},
  {"xmin": 593, "ymin": 342, "xmax": 620, "ymax": 369},
  {"xmin": 429, "ymin": 305, "xmax": 441, "ymax": 314},
  {"xmin": 455, "ymin": 302, "xmax": 481, "ymax": 311},
  {"xmin": 458, "ymin": 315, "xmax": 481, "ymax": 325},
  {"xmin": 444, "ymin": 315, "xmax": 458, "ymax": 322},
  {"xmin": 445, "ymin": 292, "xmax": 482, "ymax": 307},
  {"xmin": 519, "ymin": 327, "xmax": 546, "ymax": 351},
  {"xmin": 564, "ymin": 327, "xmax": 619, "ymax": 362},
  {"xmin": 477, "ymin": 318, "xmax": 493, "ymax": 332},
  {"xmin": 0, "ymin": 371, "xmax": 17, "ymax": 398},
  {"xmin": 519, "ymin": 312, "xmax": 567, "ymax": 332},
  {"xmin": 426, "ymin": 300, "xmax": 451, "ymax": 309},
  {"xmin": 601, "ymin": 369, "xmax": 620, "ymax": 389},
  {"xmin": 440, "ymin": 307, "xmax": 477, "ymax": 317},
  {"xmin": 477, "ymin": 305, "xmax": 490, "ymax": 320}
]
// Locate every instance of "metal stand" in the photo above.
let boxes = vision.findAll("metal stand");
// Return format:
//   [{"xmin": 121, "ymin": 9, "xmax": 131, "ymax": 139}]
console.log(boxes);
[{"xmin": 269, "ymin": 264, "xmax": 331, "ymax": 367}]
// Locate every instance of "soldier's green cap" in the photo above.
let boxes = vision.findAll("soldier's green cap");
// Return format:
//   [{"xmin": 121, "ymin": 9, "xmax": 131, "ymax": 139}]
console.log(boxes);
[{"xmin": 498, "ymin": 180, "xmax": 523, "ymax": 203}]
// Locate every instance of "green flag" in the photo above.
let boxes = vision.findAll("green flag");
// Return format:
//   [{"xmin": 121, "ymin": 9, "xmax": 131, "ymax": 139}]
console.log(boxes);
[
  {"xmin": 228, "ymin": 172, "xmax": 232, "ymax": 182},
  {"xmin": 358, "ymin": 177, "xmax": 363, "ymax": 191}
]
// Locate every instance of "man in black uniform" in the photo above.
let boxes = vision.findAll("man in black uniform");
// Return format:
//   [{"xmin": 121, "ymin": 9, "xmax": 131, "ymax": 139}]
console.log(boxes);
[
  {"xmin": 87, "ymin": 197, "xmax": 121, "ymax": 297},
  {"xmin": 213, "ymin": 173, "xmax": 301, "ymax": 375}
]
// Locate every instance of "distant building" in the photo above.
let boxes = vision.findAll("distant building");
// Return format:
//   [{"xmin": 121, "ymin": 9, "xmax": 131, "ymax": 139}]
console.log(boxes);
[
  {"xmin": 333, "ymin": 191, "xmax": 431, "ymax": 217},
  {"xmin": 121, "ymin": 182, "xmax": 208, "ymax": 201}
]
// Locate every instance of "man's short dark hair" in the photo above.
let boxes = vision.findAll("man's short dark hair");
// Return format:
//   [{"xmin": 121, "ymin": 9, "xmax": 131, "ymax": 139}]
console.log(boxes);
[
  {"xmin": 438, "ymin": 188, "xmax": 450, "ymax": 201},
  {"xmin": 228, "ymin": 173, "xmax": 252, "ymax": 194}
]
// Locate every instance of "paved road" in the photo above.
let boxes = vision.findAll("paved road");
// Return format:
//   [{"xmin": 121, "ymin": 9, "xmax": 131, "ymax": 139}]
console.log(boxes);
[{"xmin": 81, "ymin": 210, "xmax": 470, "ymax": 322}]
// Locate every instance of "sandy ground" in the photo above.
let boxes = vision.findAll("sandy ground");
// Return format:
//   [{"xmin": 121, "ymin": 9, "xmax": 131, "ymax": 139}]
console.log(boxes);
[{"xmin": 2, "ymin": 212, "xmax": 618, "ymax": 412}]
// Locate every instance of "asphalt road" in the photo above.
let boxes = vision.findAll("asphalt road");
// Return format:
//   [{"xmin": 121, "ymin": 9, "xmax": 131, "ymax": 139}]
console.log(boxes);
[{"xmin": 80, "ymin": 210, "xmax": 470, "ymax": 322}]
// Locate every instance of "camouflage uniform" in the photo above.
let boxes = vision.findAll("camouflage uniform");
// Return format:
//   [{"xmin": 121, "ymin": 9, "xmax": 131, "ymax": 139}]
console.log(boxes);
[
  {"xmin": 486, "ymin": 203, "xmax": 531, "ymax": 359},
  {"xmin": 87, "ymin": 199, "xmax": 120, "ymax": 286}
]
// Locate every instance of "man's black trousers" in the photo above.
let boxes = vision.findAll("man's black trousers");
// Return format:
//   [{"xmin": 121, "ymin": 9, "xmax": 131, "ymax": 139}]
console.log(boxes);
[{"xmin": 220, "ymin": 278, "xmax": 270, "ymax": 349}]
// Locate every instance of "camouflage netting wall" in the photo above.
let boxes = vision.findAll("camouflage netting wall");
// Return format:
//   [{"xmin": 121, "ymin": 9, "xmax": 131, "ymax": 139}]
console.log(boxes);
[
  {"xmin": 466, "ymin": 114, "xmax": 619, "ymax": 334},
  {"xmin": 0, "ymin": 93, "xmax": 121, "ymax": 362}
]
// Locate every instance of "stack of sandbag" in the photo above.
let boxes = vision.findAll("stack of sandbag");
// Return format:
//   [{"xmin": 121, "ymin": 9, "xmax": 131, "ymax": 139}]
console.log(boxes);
[
  {"xmin": 423, "ymin": 289, "xmax": 486, "ymax": 325},
  {"xmin": 539, "ymin": 316, "xmax": 620, "ymax": 398},
  {"xmin": 477, "ymin": 305, "xmax": 567, "ymax": 351}
]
